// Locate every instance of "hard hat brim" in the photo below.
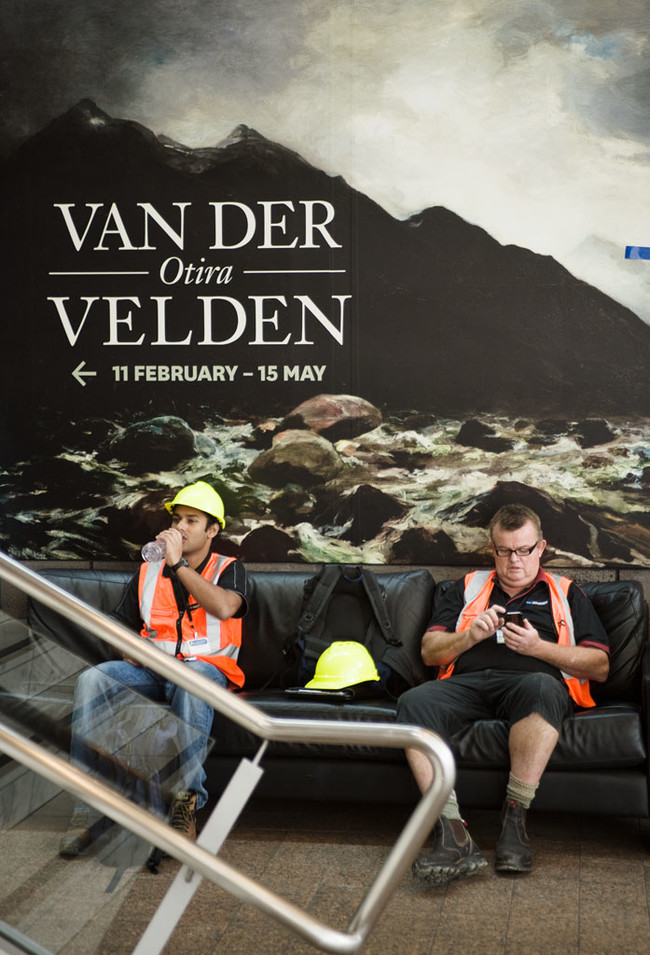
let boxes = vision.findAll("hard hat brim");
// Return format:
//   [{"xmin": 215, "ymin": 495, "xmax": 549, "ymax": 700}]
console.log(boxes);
[{"xmin": 164, "ymin": 500, "xmax": 226, "ymax": 528}]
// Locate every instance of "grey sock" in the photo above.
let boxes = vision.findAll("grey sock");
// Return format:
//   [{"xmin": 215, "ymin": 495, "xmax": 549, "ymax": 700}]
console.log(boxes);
[
  {"xmin": 441, "ymin": 788, "xmax": 462, "ymax": 820},
  {"xmin": 506, "ymin": 772, "xmax": 538, "ymax": 809}
]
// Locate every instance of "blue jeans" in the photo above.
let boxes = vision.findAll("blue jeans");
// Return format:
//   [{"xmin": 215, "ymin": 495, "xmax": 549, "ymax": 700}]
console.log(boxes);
[{"xmin": 70, "ymin": 659, "xmax": 227, "ymax": 811}]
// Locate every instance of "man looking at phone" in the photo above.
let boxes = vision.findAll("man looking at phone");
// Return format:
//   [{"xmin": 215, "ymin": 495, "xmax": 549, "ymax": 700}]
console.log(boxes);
[{"xmin": 398, "ymin": 504, "xmax": 609, "ymax": 884}]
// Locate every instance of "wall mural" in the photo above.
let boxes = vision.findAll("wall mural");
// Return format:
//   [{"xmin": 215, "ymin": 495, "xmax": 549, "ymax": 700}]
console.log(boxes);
[{"xmin": 2, "ymin": 1, "xmax": 649, "ymax": 566}]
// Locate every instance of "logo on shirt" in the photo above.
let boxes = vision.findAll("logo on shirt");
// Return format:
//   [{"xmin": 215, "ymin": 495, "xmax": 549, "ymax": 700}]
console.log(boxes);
[{"xmin": 525, "ymin": 600, "xmax": 549, "ymax": 606}]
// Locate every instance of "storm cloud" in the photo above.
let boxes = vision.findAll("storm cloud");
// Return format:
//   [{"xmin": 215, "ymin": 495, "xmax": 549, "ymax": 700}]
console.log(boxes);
[{"xmin": 2, "ymin": 0, "xmax": 649, "ymax": 320}]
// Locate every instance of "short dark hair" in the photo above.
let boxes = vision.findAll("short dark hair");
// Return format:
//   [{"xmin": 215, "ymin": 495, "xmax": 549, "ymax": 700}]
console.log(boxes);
[{"xmin": 488, "ymin": 504, "xmax": 542, "ymax": 540}]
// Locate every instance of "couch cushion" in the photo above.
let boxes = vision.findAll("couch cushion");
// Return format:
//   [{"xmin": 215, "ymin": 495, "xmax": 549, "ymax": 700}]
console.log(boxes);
[
  {"xmin": 211, "ymin": 692, "xmax": 646, "ymax": 771},
  {"xmin": 582, "ymin": 581, "xmax": 648, "ymax": 703},
  {"xmin": 240, "ymin": 568, "xmax": 436, "ymax": 691},
  {"xmin": 238, "ymin": 572, "xmax": 307, "ymax": 690},
  {"xmin": 29, "ymin": 566, "xmax": 437, "ymax": 694},
  {"xmin": 450, "ymin": 702, "xmax": 645, "ymax": 770},
  {"xmin": 211, "ymin": 690, "xmax": 402, "ymax": 760},
  {"xmin": 27, "ymin": 568, "xmax": 132, "ymax": 664}
]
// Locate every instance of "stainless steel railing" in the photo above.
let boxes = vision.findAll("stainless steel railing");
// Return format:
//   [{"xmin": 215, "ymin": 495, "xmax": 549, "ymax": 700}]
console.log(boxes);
[{"xmin": 0, "ymin": 551, "xmax": 454, "ymax": 954}]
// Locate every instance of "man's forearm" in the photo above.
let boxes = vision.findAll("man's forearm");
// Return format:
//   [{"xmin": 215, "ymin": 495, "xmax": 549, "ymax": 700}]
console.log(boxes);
[
  {"xmin": 422, "ymin": 605, "xmax": 505, "ymax": 666},
  {"xmin": 172, "ymin": 563, "xmax": 243, "ymax": 620},
  {"xmin": 421, "ymin": 628, "xmax": 474, "ymax": 667},
  {"xmin": 530, "ymin": 642, "xmax": 609, "ymax": 682}
]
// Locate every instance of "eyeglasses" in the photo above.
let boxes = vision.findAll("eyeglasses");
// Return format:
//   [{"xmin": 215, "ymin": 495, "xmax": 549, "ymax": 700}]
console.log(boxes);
[{"xmin": 492, "ymin": 541, "xmax": 541, "ymax": 558}]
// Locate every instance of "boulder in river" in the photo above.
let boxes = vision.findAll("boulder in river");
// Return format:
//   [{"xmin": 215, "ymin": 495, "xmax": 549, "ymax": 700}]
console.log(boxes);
[
  {"xmin": 102, "ymin": 416, "xmax": 197, "ymax": 474},
  {"xmin": 248, "ymin": 429, "xmax": 343, "ymax": 489},
  {"xmin": 282, "ymin": 394, "xmax": 382, "ymax": 441}
]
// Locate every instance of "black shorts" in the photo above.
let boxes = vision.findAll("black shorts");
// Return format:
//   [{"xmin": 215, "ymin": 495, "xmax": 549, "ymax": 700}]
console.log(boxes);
[{"xmin": 397, "ymin": 668, "xmax": 572, "ymax": 739}]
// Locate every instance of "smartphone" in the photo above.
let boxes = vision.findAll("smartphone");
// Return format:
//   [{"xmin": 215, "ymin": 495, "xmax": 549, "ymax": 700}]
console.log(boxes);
[{"xmin": 504, "ymin": 612, "xmax": 524, "ymax": 626}]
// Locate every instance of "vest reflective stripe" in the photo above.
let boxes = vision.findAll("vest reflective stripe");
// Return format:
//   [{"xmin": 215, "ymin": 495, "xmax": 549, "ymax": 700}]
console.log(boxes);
[
  {"xmin": 138, "ymin": 553, "xmax": 244, "ymax": 687},
  {"xmin": 438, "ymin": 569, "xmax": 595, "ymax": 708}
]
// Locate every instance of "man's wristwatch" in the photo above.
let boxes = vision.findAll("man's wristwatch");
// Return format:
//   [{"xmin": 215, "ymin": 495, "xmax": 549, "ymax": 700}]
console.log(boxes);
[{"xmin": 169, "ymin": 558, "xmax": 189, "ymax": 574}]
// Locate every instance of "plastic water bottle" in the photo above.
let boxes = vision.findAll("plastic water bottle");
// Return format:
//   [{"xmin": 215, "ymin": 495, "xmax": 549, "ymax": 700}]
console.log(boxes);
[{"xmin": 141, "ymin": 539, "xmax": 166, "ymax": 562}]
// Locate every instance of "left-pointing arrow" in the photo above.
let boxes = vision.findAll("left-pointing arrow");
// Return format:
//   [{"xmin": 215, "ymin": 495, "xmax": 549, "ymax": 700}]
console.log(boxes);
[{"xmin": 72, "ymin": 361, "xmax": 98, "ymax": 387}]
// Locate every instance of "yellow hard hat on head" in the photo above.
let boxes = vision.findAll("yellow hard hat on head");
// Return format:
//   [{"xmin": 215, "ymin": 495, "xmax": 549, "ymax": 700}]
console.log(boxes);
[
  {"xmin": 164, "ymin": 481, "xmax": 226, "ymax": 528},
  {"xmin": 305, "ymin": 641, "xmax": 380, "ymax": 690}
]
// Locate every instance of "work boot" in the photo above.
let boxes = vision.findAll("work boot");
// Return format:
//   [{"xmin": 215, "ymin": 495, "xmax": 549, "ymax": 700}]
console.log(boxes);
[
  {"xmin": 495, "ymin": 798, "xmax": 532, "ymax": 873},
  {"xmin": 59, "ymin": 810, "xmax": 92, "ymax": 858},
  {"xmin": 412, "ymin": 816, "xmax": 488, "ymax": 885},
  {"xmin": 169, "ymin": 790, "xmax": 197, "ymax": 841}
]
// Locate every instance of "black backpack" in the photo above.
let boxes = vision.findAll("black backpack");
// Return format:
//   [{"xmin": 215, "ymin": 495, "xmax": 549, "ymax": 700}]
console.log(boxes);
[{"xmin": 286, "ymin": 565, "xmax": 434, "ymax": 695}]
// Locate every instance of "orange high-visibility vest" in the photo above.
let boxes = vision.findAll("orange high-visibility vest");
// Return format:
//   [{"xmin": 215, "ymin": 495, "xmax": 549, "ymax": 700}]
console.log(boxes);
[
  {"xmin": 437, "ymin": 569, "xmax": 595, "ymax": 708},
  {"xmin": 138, "ymin": 553, "xmax": 244, "ymax": 687}
]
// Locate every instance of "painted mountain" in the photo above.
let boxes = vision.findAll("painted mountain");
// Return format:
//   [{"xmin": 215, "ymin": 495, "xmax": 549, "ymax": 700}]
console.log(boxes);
[{"xmin": 3, "ymin": 99, "xmax": 650, "ymax": 429}]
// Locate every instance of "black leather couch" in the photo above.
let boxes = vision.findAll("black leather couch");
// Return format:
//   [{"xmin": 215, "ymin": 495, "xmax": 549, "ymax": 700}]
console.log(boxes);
[{"xmin": 26, "ymin": 567, "xmax": 650, "ymax": 816}]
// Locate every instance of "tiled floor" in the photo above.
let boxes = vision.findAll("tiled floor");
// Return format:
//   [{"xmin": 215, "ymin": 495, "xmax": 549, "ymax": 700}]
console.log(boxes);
[{"xmin": 2, "ymin": 793, "xmax": 650, "ymax": 954}]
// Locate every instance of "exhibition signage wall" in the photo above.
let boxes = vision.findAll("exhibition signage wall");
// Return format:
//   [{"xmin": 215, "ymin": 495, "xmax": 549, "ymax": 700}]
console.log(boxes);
[{"xmin": 2, "ymin": 2, "xmax": 649, "ymax": 566}]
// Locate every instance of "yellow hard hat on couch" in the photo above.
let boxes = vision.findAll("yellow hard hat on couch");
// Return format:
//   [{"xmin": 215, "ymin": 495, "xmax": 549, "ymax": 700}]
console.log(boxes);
[
  {"xmin": 305, "ymin": 641, "xmax": 380, "ymax": 690},
  {"xmin": 164, "ymin": 481, "xmax": 226, "ymax": 528}
]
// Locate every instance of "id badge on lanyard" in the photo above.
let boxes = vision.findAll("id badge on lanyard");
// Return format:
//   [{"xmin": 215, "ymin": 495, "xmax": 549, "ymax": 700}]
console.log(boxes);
[{"xmin": 182, "ymin": 600, "xmax": 207, "ymax": 661}]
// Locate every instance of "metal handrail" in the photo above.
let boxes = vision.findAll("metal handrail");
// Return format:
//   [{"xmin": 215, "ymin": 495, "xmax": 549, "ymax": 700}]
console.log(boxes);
[{"xmin": 0, "ymin": 551, "xmax": 455, "ymax": 953}]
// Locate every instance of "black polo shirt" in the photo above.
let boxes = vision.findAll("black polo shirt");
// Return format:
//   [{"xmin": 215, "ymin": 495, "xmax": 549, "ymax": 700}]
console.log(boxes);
[{"xmin": 428, "ymin": 570, "xmax": 609, "ymax": 679}]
